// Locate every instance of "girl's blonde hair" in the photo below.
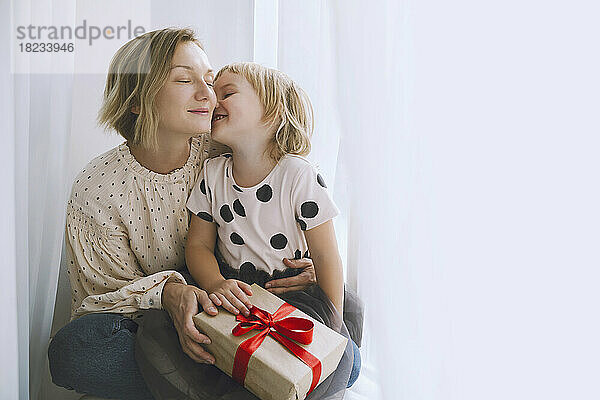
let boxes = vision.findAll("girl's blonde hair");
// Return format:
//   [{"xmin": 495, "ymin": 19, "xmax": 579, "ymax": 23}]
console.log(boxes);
[
  {"xmin": 215, "ymin": 63, "xmax": 313, "ymax": 161},
  {"xmin": 98, "ymin": 27, "xmax": 203, "ymax": 150}
]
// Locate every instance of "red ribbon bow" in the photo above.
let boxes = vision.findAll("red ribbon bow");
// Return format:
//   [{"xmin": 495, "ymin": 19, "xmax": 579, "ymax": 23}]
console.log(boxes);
[{"xmin": 231, "ymin": 303, "xmax": 322, "ymax": 394}]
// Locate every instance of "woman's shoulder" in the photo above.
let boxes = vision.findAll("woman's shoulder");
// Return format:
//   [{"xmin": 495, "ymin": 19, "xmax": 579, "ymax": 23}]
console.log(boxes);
[
  {"xmin": 67, "ymin": 143, "xmax": 132, "ymax": 230},
  {"xmin": 70, "ymin": 143, "xmax": 129, "ymax": 195},
  {"xmin": 77, "ymin": 142, "xmax": 125, "ymax": 174}
]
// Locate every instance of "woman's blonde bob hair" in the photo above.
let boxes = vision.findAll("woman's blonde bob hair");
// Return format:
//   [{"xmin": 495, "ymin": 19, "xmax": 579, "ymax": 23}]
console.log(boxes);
[
  {"xmin": 215, "ymin": 62, "xmax": 314, "ymax": 162},
  {"xmin": 98, "ymin": 27, "xmax": 203, "ymax": 150}
]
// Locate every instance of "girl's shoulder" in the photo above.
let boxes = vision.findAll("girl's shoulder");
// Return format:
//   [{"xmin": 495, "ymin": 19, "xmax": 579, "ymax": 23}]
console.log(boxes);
[
  {"xmin": 279, "ymin": 153, "xmax": 312, "ymax": 169},
  {"xmin": 278, "ymin": 154, "xmax": 319, "ymax": 178},
  {"xmin": 202, "ymin": 152, "xmax": 231, "ymax": 174}
]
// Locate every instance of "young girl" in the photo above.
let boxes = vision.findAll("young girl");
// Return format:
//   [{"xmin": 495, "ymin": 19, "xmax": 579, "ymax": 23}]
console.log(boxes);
[
  {"xmin": 185, "ymin": 62, "xmax": 361, "ymax": 394},
  {"xmin": 185, "ymin": 62, "xmax": 344, "ymax": 318}
]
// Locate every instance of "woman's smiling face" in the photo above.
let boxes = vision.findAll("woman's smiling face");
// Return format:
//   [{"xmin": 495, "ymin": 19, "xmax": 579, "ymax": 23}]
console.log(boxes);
[
  {"xmin": 210, "ymin": 71, "xmax": 268, "ymax": 148},
  {"xmin": 154, "ymin": 41, "xmax": 216, "ymax": 138}
]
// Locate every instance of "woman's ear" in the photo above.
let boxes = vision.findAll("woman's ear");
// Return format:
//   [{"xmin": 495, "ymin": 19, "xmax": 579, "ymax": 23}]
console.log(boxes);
[{"xmin": 131, "ymin": 105, "xmax": 140, "ymax": 115}]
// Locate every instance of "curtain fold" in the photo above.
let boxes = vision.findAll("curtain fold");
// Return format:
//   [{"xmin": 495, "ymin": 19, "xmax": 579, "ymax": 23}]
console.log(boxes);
[
  {"xmin": 330, "ymin": 2, "xmax": 407, "ymax": 399},
  {"xmin": 27, "ymin": 73, "xmax": 73, "ymax": 400},
  {"xmin": 275, "ymin": 1, "xmax": 393, "ymax": 398},
  {"xmin": 1, "ymin": 1, "xmax": 20, "ymax": 398},
  {"xmin": 7, "ymin": 1, "xmax": 76, "ymax": 399}
]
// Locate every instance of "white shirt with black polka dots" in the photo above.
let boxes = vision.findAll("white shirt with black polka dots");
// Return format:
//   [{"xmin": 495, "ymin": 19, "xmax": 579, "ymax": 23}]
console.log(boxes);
[
  {"xmin": 186, "ymin": 153, "xmax": 340, "ymax": 277},
  {"xmin": 66, "ymin": 135, "xmax": 230, "ymax": 319}
]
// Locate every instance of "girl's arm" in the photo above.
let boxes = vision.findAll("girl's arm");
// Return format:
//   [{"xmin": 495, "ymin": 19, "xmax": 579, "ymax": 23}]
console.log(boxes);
[
  {"xmin": 185, "ymin": 213, "xmax": 223, "ymax": 291},
  {"xmin": 304, "ymin": 220, "xmax": 344, "ymax": 314},
  {"xmin": 185, "ymin": 213, "xmax": 253, "ymax": 315}
]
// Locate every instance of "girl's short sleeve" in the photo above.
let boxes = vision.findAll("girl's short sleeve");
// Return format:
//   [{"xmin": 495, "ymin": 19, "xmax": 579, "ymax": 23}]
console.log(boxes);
[
  {"xmin": 186, "ymin": 158, "xmax": 214, "ymax": 223},
  {"xmin": 291, "ymin": 163, "xmax": 340, "ymax": 231}
]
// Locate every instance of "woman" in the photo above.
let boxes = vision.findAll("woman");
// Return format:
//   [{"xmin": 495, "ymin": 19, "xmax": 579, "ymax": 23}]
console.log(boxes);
[{"xmin": 48, "ymin": 28, "xmax": 361, "ymax": 400}]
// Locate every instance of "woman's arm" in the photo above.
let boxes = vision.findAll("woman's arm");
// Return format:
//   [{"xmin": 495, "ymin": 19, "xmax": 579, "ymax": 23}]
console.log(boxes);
[
  {"xmin": 304, "ymin": 220, "xmax": 344, "ymax": 314},
  {"xmin": 66, "ymin": 206, "xmax": 188, "ymax": 318}
]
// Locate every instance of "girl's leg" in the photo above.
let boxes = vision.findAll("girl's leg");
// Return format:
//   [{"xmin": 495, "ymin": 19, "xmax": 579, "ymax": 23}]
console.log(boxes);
[{"xmin": 48, "ymin": 312, "xmax": 153, "ymax": 400}]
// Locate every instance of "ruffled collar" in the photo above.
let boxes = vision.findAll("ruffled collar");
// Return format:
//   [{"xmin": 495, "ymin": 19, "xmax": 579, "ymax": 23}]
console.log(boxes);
[{"xmin": 118, "ymin": 136, "xmax": 202, "ymax": 183}]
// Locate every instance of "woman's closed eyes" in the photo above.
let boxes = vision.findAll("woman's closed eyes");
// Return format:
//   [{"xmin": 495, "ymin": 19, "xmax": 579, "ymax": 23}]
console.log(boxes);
[{"xmin": 174, "ymin": 77, "xmax": 214, "ymax": 87}]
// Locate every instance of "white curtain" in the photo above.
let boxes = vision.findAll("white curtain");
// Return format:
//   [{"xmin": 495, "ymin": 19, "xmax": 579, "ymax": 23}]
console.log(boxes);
[
  {"xmin": 1, "ymin": 1, "xmax": 20, "ymax": 398},
  {"xmin": 2, "ymin": 1, "xmax": 76, "ymax": 400},
  {"xmin": 273, "ymin": 2, "xmax": 406, "ymax": 398},
  {"xmin": 280, "ymin": 1, "xmax": 600, "ymax": 399}
]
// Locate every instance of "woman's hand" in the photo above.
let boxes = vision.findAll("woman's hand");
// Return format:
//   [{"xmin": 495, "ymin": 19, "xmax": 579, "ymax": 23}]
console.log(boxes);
[
  {"xmin": 264, "ymin": 258, "xmax": 317, "ymax": 294},
  {"xmin": 208, "ymin": 279, "xmax": 253, "ymax": 317},
  {"xmin": 162, "ymin": 281, "xmax": 218, "ymax": 364}
]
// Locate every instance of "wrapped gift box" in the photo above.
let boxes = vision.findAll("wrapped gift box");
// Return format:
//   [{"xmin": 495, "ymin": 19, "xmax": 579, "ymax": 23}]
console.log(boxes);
[{"xmin": 193, "ymin": 284, "xmax": 348, "ymax": 400}]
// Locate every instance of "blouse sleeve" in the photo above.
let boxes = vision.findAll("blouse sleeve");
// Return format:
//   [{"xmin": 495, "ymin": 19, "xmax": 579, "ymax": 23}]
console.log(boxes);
[
  {"xmin": 291, "ymin": 163, "xmax": 340, "ymax": 231},
  {"xmin": 66, "ymin": 205, "xmax": 187, "ymax": 320},
  {"xmin": 186, "ymin": 158, "xmax": 215, "ymax": 222}
]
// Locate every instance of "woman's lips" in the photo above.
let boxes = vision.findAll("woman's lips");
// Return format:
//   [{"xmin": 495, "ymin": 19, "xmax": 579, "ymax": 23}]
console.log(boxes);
[{"xmin": 188, "ymin": 108, "xmax": 209, "ymax": 115}]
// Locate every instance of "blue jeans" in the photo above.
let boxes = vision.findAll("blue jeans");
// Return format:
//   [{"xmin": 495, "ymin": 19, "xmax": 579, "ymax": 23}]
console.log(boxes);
[
  {"xmin": 48, "ymin": 313, "xmax": 153, "ymax": 400},
  {"xmin": 48, "ymin": 312, "xmax": 361, "ymax": 399},
  {"xmin": 348, "ymin": 339, "xmax": 361, "ymax": 388}
]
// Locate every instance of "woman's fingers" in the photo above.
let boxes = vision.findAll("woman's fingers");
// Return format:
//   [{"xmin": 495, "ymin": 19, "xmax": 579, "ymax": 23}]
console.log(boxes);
[
  {"xmin": 183, "ymin": 317, "xmax": 211, "ymax": 343},
  {"xmin": 264, "ymin": 258, "xmax": 317, "ymax": 292},
  {"xmin": 282, "ymin": 257, "xmax": 314, "ymax": 269},
  {"xmin": 181, "ymin": 317, "xmax": 215, "ymax": 364},
  {"xmin": 266, "ymin": 284, "xmax": 307, "ymax": 295},
  {"xmin": 265, "ymin": 276, "xmax": 297, "ymax": 289},
  {"xmin": 182, "ymin": 338, "xmax": 215, "ymax": 364},
  {"xmin": 266, "ymin": 271, "xmax": 313, "ymax": 289},
  {"xmin": 168, "ymin": 284, "xmax": 216, "ymax": 364}
]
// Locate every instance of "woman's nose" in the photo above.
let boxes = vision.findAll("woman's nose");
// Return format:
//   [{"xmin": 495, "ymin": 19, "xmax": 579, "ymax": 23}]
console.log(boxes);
[{"xmin": 195, "ymin": 82, "xmax": 215, "ymax": 102}]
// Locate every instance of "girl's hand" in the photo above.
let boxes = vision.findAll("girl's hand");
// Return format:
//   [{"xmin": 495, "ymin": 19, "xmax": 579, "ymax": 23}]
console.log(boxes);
[
  {"xmin": 264, "ymin": 258, "xmax": 317, "ymax": 294},
  {"xmin": 208, "ymin": 279, "xmax": 253, "ymax": 316}
]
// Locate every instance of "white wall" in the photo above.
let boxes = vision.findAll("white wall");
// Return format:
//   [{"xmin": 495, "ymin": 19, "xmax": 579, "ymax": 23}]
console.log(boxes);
[{"xmin": 400, "ymin": 1, "xmax": 600, "ymax": 398}]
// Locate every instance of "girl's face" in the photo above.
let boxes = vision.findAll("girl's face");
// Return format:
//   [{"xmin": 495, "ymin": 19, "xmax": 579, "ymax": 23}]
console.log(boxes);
[
  {"xmin": 210, "ymin": 71, "xmax": 270, "ymax": 149},
  {"xmin": 154, "ymin": 42, "xmax": 216, "ymax": 140}
]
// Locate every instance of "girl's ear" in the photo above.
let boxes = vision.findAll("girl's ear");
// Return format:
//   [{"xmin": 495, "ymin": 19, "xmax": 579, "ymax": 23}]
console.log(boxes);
[{"xmin": 131, "ymin": 105, "xmax": 140, "ymax": 115}]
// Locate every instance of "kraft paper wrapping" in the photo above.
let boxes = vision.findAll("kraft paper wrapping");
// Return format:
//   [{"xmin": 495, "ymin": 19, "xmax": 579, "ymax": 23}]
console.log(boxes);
[{"xmin": 193, "ymin": 284, "xmax": 347, "ymax": 400}]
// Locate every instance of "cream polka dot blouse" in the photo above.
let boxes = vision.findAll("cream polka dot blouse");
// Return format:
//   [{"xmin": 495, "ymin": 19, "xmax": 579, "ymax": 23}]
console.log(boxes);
[{"xmin": 66, "ymin": 134, "xmax": 229, "ymax": 320}]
